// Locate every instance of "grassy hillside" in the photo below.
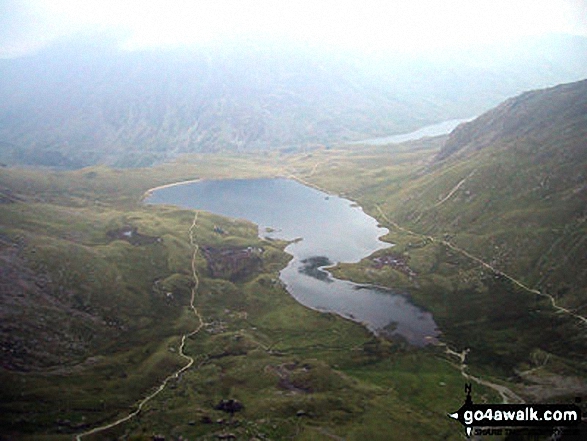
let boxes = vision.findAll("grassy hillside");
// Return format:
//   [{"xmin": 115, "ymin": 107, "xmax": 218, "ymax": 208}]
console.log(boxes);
[
  {"xmin": 1, "ymin": 80, "xmax": 586, "ymax": 439},
  {"xmin": 278, "ymin": 81, "xmax": 587, "ymax": 419},
  {"xmin": 293, "ymin": 80, "xmax": 587, "ymax": 315},
  {"xmin": 1, "ymin": 161, "xmax": 496, "ymax": 440},
  {"xmin": 390, "ymin": 80, "xmax": 587, "ymax": 312}
]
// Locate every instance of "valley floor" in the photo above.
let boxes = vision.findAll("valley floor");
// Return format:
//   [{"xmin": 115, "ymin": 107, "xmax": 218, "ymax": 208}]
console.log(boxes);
[{"xmin": 1, "ymin": 145, "xmax": 586, "ymax": 440}]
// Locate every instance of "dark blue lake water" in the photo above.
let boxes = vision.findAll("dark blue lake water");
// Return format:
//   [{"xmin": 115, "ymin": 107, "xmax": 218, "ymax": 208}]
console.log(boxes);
[{"xmin": 145, "ymin": 178, "xmax": 439, "ymax": 345}]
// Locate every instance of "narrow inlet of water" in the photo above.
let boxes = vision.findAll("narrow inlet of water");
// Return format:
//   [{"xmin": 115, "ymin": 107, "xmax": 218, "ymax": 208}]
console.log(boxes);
[{"xmin": 350, "ymin": 117, "xmax": 473, "ymax": 145}]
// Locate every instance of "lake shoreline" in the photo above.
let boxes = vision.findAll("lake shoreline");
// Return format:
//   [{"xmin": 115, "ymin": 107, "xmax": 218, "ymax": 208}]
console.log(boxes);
[
  {"xmin": 145, "ymin": 177, "xmax": 439, "ymax": 345},
  {"xmin": 142, "ymin": 178, "xmax": 202, "ymax": 201}
]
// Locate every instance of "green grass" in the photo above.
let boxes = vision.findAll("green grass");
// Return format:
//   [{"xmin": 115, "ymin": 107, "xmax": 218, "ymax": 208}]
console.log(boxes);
[
  {"xmin": 2, "ymin": 142, "xmax": 586, "ymax": 440},
  {"xmin": 0, "ymin": 158, "xmax": 463, "ymax": 440}
]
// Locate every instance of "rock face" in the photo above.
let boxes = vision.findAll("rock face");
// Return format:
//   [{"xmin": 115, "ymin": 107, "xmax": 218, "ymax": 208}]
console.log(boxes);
[{"xmin": 106, "ymin": 226, "xmax": 160, "ymax": 245}]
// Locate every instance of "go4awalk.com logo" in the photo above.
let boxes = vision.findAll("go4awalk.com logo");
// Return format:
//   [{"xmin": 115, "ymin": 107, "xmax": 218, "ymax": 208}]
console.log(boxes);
[{"xmin": 448, "ymin": 384, "xmax": 582, "ymax": 437}]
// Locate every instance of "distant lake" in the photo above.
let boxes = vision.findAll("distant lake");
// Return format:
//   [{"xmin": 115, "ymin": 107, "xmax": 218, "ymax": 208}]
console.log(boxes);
[
  {"xmin": 145, "ymin": 178, "xmax": 439, "ymax": 345},
  {"xmin": 351, "ymin": 117, "xmax": 473, "ymax": 145}
]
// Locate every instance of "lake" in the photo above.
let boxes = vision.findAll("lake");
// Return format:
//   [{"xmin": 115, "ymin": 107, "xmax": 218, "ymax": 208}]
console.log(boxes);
[
  {"xmin": 145, "ymin": 178, "xmax": 439, "ymax": 345},
  {"xmin": 351, "ymin": 117, "xmax": 473, "ymax": 145}
]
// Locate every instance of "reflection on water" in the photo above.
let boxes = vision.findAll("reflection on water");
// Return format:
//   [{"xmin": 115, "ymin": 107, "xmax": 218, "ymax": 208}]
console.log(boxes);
[
  {"xmin": 299, "ymin": 256, "xmax": 334, "ymax": 282},
  {"xmin": 146, "ymin": 178, "xmax": 439, "ymax": 345}
]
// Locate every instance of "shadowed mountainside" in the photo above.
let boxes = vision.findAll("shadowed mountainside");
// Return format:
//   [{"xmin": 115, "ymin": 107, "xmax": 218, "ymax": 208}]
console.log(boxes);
[{"xmin": 1, "ymin": 34, "xmax": 587, "ymax": 167}]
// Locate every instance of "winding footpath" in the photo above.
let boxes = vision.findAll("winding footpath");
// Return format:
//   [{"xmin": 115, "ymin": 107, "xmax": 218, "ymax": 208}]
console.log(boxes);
[
  {"xmin": 438, "ymin": 344, "xmax": 524, "ymax": 404},
  {"xmin": 75, "ymin": 212, "xmax": 205, "ymax": 440},
  {"xmin": 374, "ymin": 204, "xmax": 587, "ymax": 404},
  {"xmin": 374, "ymin": 205, "xmax": 587, "ymax": 327}
]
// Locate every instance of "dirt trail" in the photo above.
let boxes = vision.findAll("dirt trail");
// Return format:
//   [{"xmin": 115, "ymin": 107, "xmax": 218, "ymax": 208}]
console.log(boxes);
[
  {"xmin": 433, "ymin": 170, "xmax": 476, "ymax": 207},
  {"xmin": 75, "ymin": 212, "xmax": 205, "ymax": 440},
  {"xmin": 374, "ymin": 205, "xmax": 587, "ymax": 326},
  {"xmin": 439, "ymin": 344, "xmax": 524, "ymax": 404}
]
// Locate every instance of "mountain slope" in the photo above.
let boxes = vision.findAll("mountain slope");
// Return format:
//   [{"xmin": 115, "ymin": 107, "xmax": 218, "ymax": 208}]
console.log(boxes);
[
  {"xmin": 380, "ymin": 79, "xmax": 587, "ymax": 312},
  {"xmin": 284, "ymin": 79, "xmax": 587, "ymax": 385},
  {"xmin": 1, "ymin": 34, "xmax": 587, "ymax": 167},
  {"xmin": 438, "ymin": 79, "xmax": 587, "ymax": 160},
  {"xmin": 2, "ymin": 79, "xmax": 587, "ymax": 437},
  {"xmin": 0, "ymin": 163, "xmax": 472, "ymax": 440}
]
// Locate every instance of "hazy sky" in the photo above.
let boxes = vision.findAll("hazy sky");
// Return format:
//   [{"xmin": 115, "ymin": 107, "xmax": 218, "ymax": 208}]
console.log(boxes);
[{"xmin": 1, "ymin": 0, "xmax": 586, "ymax": 58}]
